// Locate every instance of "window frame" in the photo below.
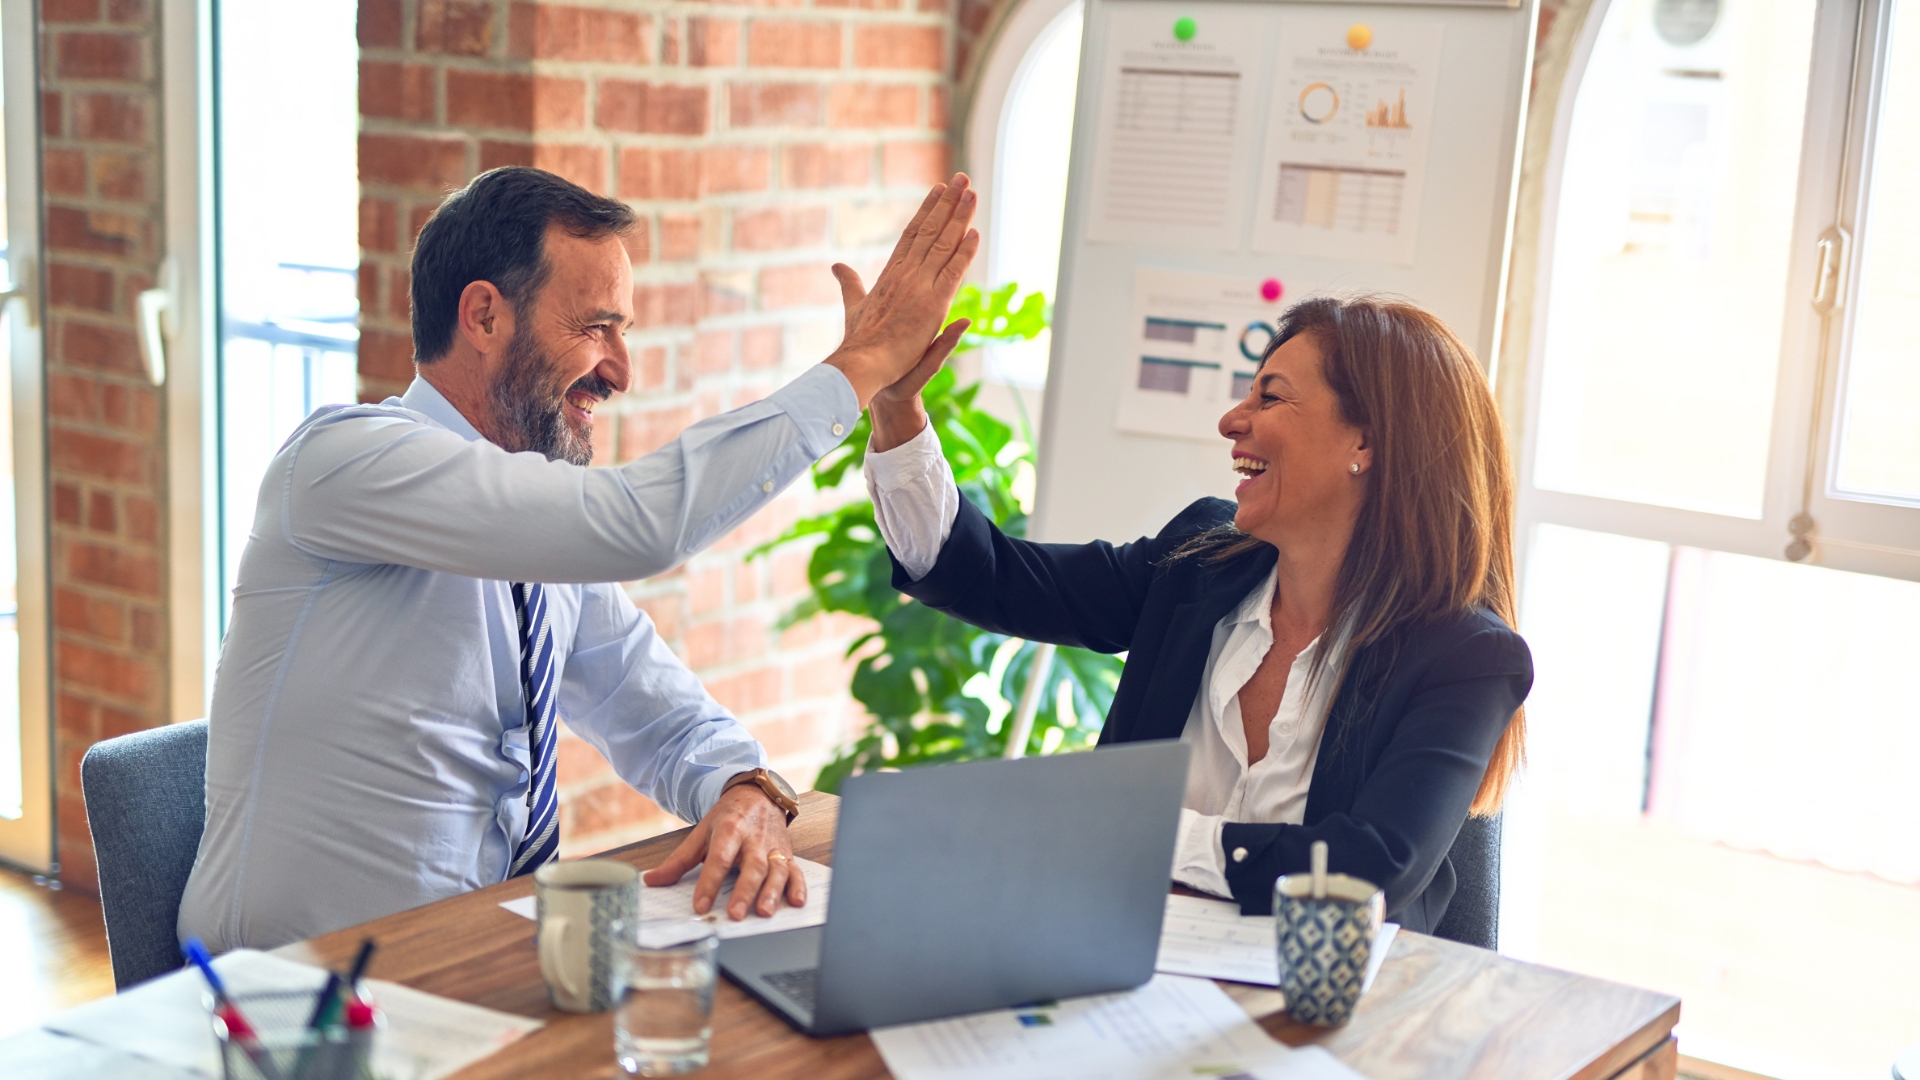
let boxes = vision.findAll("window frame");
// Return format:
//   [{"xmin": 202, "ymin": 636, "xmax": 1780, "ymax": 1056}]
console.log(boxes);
[
  {"xmin": 1513, "ymin": 0, "xmax": 1917, "ymax": 584},
  {"xmin": 1803, "ymin": 0, "xmax": 1920, "ymax": 579},
  {"xmin": 0, "ymin": 0, "xmax": 55, "ymax": 873},
  {"xmin": 161, "ymin": 0, "xmax": 220, "ymax": 724}
]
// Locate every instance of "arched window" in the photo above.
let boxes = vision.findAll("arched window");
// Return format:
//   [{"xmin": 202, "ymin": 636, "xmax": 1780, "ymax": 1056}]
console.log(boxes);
[{"xmin": 968, "ymin": 0, "xmax": 1083, "ymax": 388}]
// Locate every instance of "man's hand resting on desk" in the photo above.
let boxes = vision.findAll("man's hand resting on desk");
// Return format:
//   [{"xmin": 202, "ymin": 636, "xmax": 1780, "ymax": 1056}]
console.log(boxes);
[{"xmin": 643, "ymin": 782, "xmax": 804, "ymax": 921}]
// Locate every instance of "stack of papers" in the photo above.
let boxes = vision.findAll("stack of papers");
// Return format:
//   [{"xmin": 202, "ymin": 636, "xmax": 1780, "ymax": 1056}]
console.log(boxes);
[
  {"xmin": 499, "ymin": 856, "xmax": 832, "ymax": 941},
  {"xmin": 41, "ymin": 950, "xmax": 540, "ymax": 1080},
  {"xmin": 870, "ymin": 974, "xmax": 1370, "ymax": 1080},
  {"xmin": 1155, "ymin": 894, "xmax": 1398, "ymax": 991}
]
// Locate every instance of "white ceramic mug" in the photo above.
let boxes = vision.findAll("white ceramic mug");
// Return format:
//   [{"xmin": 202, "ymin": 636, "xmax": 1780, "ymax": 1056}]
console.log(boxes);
[{"xmin": 534, "ymin": 859, "xmax": 639, "ymax": 1013}]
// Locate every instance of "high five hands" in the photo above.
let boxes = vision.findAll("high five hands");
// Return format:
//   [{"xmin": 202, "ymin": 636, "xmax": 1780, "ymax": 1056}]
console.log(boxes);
[
  {"xmin": 640, "ymin": 177, "xmax": 979, "ymax": 924},
  {"xmin": 824, "ymin": 174, "xmax": 980, "ymax": 413}
]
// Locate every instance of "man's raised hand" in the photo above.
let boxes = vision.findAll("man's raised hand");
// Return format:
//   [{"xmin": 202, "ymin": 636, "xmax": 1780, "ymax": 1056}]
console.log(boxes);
[{"xmin": 823, "ymin": 174, "xmax": 980, "ymax": 409}]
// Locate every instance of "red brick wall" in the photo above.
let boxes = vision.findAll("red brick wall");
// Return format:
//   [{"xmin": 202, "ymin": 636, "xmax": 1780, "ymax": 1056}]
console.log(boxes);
[
  {"xmin": 357, "ymin": 0, "xmax": 954, "ymax": 855},
  {"xmin": 37, "ymin": 0, "xmax": 169, "ymax": 892}
]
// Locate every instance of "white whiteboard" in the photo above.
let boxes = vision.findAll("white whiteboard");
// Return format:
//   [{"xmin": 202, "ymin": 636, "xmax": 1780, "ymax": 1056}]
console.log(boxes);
[{"xmin": 1033, "ymin": 0, "xmax": 1536, "ymax": 544}]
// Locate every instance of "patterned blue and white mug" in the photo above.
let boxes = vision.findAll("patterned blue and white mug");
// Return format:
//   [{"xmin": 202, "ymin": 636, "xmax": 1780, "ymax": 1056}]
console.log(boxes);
[
  {"xmin": 1273, "ymin": 871, "xmax": 1386, "ymax": 1027},
  {"xmin": 535, "ymin": 859, "xmax": 640, "ymax": 1013}
]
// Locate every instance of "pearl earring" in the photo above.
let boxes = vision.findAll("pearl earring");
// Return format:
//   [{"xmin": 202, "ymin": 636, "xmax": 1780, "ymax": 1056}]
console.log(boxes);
[{"xmin": 1349, "ymin": 463, "xmax": 1361, "ymax": 474}]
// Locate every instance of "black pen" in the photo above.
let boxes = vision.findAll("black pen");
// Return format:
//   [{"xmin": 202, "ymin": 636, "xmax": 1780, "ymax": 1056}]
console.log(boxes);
[
  {"xmin": 303, "ymin": 972, "xmax": 342, "ymax": 1030},
  {"xmin": 312, "ymin": 939, "xmax": 374, "ymax": 1033},
  {"xmin": 344, "ymin": 938, "xmax": 377, "ymax": 1000},
  {"xmin": 288, "ymin": 970, "xmax": 343, "ymax": 1080}
]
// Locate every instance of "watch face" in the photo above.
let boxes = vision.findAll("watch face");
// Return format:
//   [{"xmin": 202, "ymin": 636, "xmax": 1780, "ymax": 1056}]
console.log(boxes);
[{"xmin": 767, "ymin": 769, "xmax": 798, "ymax": 800}]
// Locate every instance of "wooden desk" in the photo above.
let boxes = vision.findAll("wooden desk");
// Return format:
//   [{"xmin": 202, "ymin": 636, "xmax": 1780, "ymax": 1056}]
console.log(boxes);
[{"xmin": 274, "ymin": 792, "xmax": 1680, "ymax": 1080}]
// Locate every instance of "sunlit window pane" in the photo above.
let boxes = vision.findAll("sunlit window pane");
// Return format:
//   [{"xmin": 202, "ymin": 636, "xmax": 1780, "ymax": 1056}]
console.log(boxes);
[
  {"xmin": 1534, "ymin": 0, "xmax": 1817, "ymax": 518},
  {"xmin": 986, "ymin": 2, "xmax": 1081, "ymax": 389},
  {"xmin": 1835, "ymin": 0, "xmax": 1920, "ymax": 503},
  {"xmin": 1520, "ymin": 526, "xmax": 1920, "ymax": 1079},
  {"xmin": 217, "ymin": 3, "xmax": 360, "ymax": 623},
  {"xmin": 1519, "ymin": 524, "xmax": 1671, "ymax": 819},
  {"xmin": 1650, "ymin": 549, "xmax": 1920, "ymax": 885}
]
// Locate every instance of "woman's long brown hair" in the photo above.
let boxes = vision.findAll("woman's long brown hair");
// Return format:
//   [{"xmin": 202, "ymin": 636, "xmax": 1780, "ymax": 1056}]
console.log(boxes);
[{"xmin": 1179, "ymin": 294, "xmax": 1524, "ymax": 815}]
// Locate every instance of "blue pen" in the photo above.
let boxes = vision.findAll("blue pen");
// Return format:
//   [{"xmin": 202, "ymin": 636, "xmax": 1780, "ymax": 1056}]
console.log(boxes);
[
  {"xmin": 183, "ymin": 938, "xmax": 289, "ymax": 1080},
  {"xmin": 183, "ymin": 938, "xmax": 230, "ymax": 1001}
]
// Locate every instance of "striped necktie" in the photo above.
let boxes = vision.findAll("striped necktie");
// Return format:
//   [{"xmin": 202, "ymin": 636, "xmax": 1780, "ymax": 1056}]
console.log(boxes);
[{"xmin": 508, "ymin": 582, "xmax": 560, "ymax": 878}]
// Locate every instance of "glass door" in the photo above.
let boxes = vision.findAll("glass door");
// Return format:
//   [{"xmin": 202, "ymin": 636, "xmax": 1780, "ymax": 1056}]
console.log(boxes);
[
  {"xmin": 1509, "ymin": 0, "xmax": 1920, "ymax": 1074},
  {"xmin": 0, "ymin": 0, "xmax": 53, "ymax": 873}
]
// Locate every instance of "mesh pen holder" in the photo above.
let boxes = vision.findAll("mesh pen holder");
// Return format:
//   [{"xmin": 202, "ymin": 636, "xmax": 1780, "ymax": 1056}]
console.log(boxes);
[{"xmin": 209, "ymin": 989, "xmax": 382, "ymax": 1080}]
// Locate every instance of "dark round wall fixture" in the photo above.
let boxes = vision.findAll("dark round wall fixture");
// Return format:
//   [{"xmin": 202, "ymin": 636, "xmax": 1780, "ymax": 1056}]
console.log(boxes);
[{"xmin": 1654, "ymin": 0, "xmax": 1720, "ymax": 46}]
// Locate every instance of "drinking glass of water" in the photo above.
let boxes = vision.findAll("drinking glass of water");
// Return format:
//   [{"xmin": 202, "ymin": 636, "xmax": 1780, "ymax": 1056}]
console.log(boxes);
[{"xmin": 613, "ymin": 917, "xmax": 718, "ymax": 1076}]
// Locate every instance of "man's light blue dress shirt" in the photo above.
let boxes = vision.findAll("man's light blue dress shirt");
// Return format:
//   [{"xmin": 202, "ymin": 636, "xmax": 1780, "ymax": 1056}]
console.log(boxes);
[{"xmin": 178, "ymin": 366, "xmax": 858, "ymax": 952}]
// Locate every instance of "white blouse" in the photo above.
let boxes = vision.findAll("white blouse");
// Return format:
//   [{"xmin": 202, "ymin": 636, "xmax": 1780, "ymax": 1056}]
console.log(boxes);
[{"xmin": 865, "ymin": 423, "xmax": 1341, "ymax": 898}]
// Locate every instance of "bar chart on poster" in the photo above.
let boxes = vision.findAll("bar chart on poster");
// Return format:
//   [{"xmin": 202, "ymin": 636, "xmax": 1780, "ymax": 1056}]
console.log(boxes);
[
  {"xmin": 1253, "ymin": 12, "xmax": 1444, "ymax": 265},
  {"xmin": 1034, "ymin": 0, "xmax": 1534, "ymax": 545}
]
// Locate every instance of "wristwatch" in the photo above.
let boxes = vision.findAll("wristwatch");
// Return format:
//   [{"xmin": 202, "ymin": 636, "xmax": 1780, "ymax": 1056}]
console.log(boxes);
[{"xmin": 723, "ymin": 767, "xmax": 800, "ymax": 824}]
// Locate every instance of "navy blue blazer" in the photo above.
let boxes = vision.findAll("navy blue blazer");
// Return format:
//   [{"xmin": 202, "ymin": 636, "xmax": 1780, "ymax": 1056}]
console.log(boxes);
[{"xmin": 892, "ymin": 495, "xmax": 1533, "ymax": 932}]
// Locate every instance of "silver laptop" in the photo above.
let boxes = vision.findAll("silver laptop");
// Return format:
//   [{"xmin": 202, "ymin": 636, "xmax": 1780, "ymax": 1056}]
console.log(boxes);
[{"xmin": 718, "ymin": 740, "xmax": 1190, "ymax": 1036}]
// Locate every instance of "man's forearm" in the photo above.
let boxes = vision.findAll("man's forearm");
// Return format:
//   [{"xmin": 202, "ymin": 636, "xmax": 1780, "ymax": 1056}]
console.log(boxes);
[{"xmin": 288, "ymin": 366, "xmax": 858, "ymax": 584}]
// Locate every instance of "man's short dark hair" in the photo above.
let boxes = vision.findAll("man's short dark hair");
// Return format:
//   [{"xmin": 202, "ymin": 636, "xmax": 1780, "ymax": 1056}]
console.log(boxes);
[{"xmin": 409, "ymin": 167, "xmax": 635, "ymax": 362}]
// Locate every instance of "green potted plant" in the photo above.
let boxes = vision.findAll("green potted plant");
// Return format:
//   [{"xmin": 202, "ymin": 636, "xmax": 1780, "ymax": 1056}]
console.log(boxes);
[{"xmin": 757, "ymin": 284, "xmax": 1126, "ymax": 792}]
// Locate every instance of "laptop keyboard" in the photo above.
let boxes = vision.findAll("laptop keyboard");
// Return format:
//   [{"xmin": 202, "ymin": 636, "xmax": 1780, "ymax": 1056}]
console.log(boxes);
[{"xmin": 762, "ymin": 967, "xmax": 820, "ymax": 1014}]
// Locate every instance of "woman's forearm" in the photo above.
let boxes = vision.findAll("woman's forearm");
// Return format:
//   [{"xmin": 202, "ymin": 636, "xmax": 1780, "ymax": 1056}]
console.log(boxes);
[
  {"xmin": 868, "ymin": 395, "xmax": 930, "ymax": 453},
  {"xmin": 864, "ymin": 422, "xmax": 959, "ymax": 582}
]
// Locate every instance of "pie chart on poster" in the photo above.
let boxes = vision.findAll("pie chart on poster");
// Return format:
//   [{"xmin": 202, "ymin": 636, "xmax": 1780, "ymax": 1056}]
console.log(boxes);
[{"xmin": 1299, "ymin": 82, "xmax": 1339, "ymax": 124}]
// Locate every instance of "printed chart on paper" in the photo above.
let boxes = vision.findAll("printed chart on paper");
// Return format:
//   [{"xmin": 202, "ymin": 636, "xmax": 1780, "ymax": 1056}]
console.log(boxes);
[
  {"xmin": 1115, "ymin": 267, "xmax": 1290, "ymax": 443},
  {"xmin": 1254, "ymin": 17, "xmax": 1444, "ymax": 265},
  {"xmin": 869, "ymin": 974, "xmax": 1297, "ymax": 1080},
  {"xmin": 1085, "ymin": 6, "xmax": 1268, "ymax": 251}
]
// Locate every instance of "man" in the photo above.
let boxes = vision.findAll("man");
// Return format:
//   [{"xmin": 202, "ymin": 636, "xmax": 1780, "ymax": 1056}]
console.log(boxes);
[{"xmin": 179, "ymin": 166, "xmax": 978, "ymax": 951}]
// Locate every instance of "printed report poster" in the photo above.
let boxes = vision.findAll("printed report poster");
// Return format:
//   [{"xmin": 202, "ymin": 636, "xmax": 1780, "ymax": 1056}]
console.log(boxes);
[
  {"xmin": 1253, "ymin": 17, "xmax": 1444, "ymax": 266},
  {"xmin": 1114, "ymin": 267, "xmax": 1289, "ymax": 444},
  {"xmin": 1083, "ymin": 4, "xmax": 1269, "ymax": 252}
]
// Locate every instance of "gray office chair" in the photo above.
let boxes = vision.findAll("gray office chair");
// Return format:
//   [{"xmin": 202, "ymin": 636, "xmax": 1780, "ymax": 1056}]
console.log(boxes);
[
  {"xmin": 1431, "ymin": 813, "xmax": 1501, "ymax": 951},
  {"xmin": 80, "ymin": 719, "xmax": 208, "ymax": 989}
]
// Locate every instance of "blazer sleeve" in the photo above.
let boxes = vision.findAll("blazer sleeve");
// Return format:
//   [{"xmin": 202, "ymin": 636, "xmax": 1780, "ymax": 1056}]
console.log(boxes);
[
  {"xmin": 1218, "ymin": 623, "xmax": 1533, "ymax": 917},
  {"xmin": 891, "ymin": 495, "xmax": 1231, "ymax": 655}
]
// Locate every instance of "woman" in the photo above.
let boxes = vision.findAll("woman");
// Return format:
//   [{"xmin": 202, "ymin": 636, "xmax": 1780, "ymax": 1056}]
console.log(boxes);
[{"xmin": 861, "ymin": 294, "xmax": 1532, "ymax": 932}]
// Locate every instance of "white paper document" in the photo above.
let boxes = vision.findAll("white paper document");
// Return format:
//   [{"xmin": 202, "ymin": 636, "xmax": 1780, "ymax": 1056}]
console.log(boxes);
[
  {"xmin": 1255, "ymin": 1046, "xmax": 1374, "ymax": 1080},
  {"xmin": 1116, "ymin": 267, "xmax": 1290, "ymax": 443},
  {"xmin": 1253, "ymin": 17, "xmax": 1444, "ymax": 265},
  {"xmin": 1156, "ymin": 894, "xmax": 1282, "ymax": 984},
  {"xmin": 1085, "ymin": 5, "xmax": 1269, "ymax": 251},
  {"xmin": 870, "ymin": 973, "xmax": 1293, "ymax": 1080},
  {"xmin": 41, "ymin": 949, "xmax": 541, "ymax": 1080},
  {"xmin": 499, "ymin": 856, "xmax": 832, "ymax": 942},
  {"xmin": 1155, "ymin": 894, "xmax": 1398, "ymax": 993},
  {"xmin": 0, "ymin": 1027, "xmax": 197, "ymax": 1080}
]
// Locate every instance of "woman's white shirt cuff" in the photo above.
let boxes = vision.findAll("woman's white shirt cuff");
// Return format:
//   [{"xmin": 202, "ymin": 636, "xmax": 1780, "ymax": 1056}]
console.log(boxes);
[
  {"xmin": 862, "ymin": 421, "xmax": 958, "ymax": 582},
  {"xmin": 1172, "ymin": 807, "xmax": 1233, "ymax": 899}
]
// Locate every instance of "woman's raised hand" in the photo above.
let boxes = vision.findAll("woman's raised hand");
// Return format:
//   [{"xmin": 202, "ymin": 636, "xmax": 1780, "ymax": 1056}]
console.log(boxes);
[{"xmin": 823, "ymin": 175, "xmax": 979, "ymax": 413}]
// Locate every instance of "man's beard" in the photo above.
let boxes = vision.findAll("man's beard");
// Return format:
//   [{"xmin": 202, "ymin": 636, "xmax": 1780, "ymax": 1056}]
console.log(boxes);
[{"xmin": 487, "ymin": 326, "xmax": 613, "ymax": 467}]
